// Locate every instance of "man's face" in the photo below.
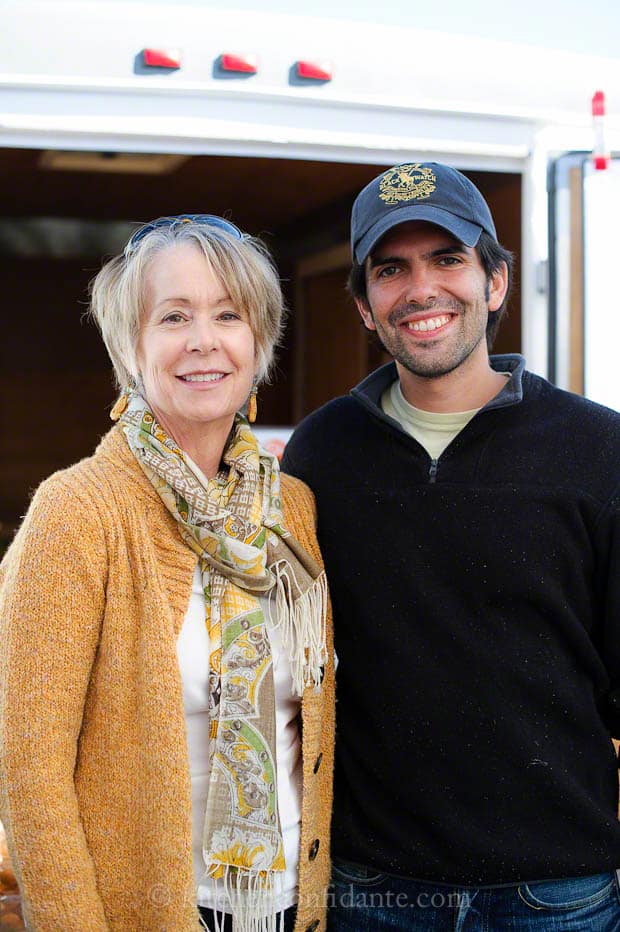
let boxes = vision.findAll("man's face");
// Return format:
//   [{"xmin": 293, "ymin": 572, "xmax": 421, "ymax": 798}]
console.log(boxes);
[{"xmin": 356, "ymin": 221, "xmax": 507, "ymax": 380}]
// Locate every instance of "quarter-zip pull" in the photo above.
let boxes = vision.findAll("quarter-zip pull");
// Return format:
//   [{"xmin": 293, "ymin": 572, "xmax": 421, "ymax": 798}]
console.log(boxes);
[{"xmin": 429, "ymin": 458, "xmax": 438, "ymax": 483}]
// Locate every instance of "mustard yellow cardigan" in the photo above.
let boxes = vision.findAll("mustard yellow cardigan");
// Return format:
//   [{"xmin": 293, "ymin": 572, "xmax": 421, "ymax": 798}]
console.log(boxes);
[{"xmin": 0, "ymin": 427, "xmax": 334, "ymax": 932}]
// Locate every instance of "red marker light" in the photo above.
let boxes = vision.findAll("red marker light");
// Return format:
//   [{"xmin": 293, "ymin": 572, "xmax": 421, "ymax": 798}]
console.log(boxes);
[
  {"xmin": 142, "ymin": 48, "xmax": 181, "ymax": 70},
  {"xmin": 295, "ymin": 60, "xmax": 332, "ymax": 82},
  {"xmin": 592, "ymin": 89, "xmax": 610, "ymax": 171},
  {"xmin": 592, "ymin": 90, "xmax": 605, "ymax": 117},
  {"xmin": 219, "ymin": 54, "xmax": 258, "ymax": 74}
]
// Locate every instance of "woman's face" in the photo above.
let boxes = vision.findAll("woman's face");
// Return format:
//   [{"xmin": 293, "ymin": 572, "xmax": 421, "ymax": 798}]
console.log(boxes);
[{"xmin": 136, "ymin": 243, "xmax": 256, "ymax": 449}]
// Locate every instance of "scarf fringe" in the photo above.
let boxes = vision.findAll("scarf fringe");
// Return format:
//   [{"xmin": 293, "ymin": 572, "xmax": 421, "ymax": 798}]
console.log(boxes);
[
  {"xmin": 200, "ymin": 866, "xmax": 285, "ymax": 932},
  {"xmin": 270, "ymin": 562, "xmax": 328, "ymax": 695}
]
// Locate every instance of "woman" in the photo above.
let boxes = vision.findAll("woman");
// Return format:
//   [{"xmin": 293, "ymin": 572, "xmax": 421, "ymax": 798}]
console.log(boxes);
[{"xmin": 0, "ymin": 215, "xmax": 334, "ymax": 932}]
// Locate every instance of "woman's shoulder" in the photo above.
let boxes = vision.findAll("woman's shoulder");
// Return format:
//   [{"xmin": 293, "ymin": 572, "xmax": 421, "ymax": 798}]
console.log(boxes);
[
  {"xmin": 0, "ymin": 448, "xmax": 111, "ymax": 585},
  {"xmin": 279, "ymin": 473, "xmax": 322, "ymax": 566},
  {"xmin": 280, "ymin": 473, "xmax": 317, "ymax": 526},
  {"xmin": 27, "ymin": 428, "xmax": 132, "ymax": 516},
  {"xmin": 4, "ymin": 428, "xmax": 149, "ymax": 561}
]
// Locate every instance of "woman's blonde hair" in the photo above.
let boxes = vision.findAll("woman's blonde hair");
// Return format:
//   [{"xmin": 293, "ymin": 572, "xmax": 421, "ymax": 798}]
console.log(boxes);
[{"xmin": 89, "ymin": 219, "xmax": 285, "ymax": 389}]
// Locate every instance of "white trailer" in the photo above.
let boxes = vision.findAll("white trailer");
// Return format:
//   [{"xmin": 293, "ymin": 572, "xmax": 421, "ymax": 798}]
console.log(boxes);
[{"xmin": 1, "ymin": 0, "xmax": 620, "ymax": 528}]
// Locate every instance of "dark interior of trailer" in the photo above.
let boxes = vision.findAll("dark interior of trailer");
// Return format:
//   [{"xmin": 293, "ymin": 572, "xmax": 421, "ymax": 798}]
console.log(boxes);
[{"xmin": 0, "ymin": 148, "xmax": 522, "ymax": 541}]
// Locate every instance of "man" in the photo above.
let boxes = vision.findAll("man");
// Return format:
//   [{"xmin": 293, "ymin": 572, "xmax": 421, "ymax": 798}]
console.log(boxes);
[{"xmin": 282, "ymin": 161, "xmax": 620, "ymax": 930}]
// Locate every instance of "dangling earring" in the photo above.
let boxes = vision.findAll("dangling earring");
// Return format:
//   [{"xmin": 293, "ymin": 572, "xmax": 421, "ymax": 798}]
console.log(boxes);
[
  {"xmin": 110, "ymin": 377, "xmax": 137, "ymax": 422},
  {"xmin": 248, "ymin": 377, "xmax": 258, "ymax": 424},
  {"xmin": 110, "ymin": 385, "xmax": 131, "ymax": 421}
]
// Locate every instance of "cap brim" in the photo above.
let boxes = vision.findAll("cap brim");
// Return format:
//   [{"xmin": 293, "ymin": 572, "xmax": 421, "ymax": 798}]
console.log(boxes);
[{"xmin": 353, "ymin": 204, "xmax": 484, "ymax": 264}]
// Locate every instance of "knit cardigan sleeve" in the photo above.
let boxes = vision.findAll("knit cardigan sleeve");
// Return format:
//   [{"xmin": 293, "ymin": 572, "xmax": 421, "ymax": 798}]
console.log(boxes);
[
  {"xmin": 280, "ymin": 473, "xmax": 335, "ymax": 932},
  {"xmin": 0, "ymin": 473, "xmax": 109, "ymax": 931},
  {"xmin": 280, "ymin": 473, "xmax": 321, "ymax": 564}
]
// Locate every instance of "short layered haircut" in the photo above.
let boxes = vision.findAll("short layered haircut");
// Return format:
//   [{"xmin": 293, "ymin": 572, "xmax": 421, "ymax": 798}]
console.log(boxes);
[{"xmin": 89, "ymin": 221, "xmax": 285, "ymax": 389}]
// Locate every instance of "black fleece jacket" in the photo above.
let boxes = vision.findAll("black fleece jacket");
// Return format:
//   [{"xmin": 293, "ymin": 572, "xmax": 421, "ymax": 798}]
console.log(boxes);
[{"xmin": 282, "ymin": 355, "xmax": 620, "ymax": 885}]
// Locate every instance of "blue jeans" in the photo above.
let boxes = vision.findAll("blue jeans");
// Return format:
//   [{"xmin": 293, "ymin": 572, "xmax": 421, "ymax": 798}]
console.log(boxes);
[{"xmin": 327, "ymin": 858, "xmax": 620, "ymax": 931}]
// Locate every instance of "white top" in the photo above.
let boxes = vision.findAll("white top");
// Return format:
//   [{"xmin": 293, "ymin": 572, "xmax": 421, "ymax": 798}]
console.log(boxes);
[
  {"xmin": 177, "ymin": 564, "xmax": 302, "ymax": 913},
  {"xmin": 381, "ymin": 380, "xmax": 480, "ymax": 459}
]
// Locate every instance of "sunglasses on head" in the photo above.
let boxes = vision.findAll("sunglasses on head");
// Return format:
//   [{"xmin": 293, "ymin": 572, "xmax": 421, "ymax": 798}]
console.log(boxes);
[{"xmin": 124, "ymin": 214, "xmax": 244, "ymax": 256}]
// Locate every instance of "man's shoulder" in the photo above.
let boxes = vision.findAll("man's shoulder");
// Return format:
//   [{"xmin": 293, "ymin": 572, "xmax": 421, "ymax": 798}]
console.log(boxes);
[
  {"xmin": 284, "ymin": 396, "xmax": 359, "ymax": 449},
  {"xmin": 522, "ymin": 373, "xmax": 620, "ymax": 502},
  {"xmin": 281, "ymin": 394, "xmax": 368, "ymax": 482},
  {"xmin": 525, "ymin": 371, "xmax": 620, "ymax": 435},
  {"xmin": 295, "ymin": 395, "xmax": 361, "ymax": 432}
]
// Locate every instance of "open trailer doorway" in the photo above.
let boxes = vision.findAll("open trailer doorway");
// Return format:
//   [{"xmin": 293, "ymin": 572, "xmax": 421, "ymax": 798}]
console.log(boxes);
[{"xmin": 0, "ymin": 147, "xmax": 522, "ymax": 545}]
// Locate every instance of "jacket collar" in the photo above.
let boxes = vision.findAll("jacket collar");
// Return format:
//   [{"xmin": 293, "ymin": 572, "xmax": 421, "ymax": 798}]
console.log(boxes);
[{"xmin": 351, "ymin": 353, "xmax": 526, "ymax": 422}]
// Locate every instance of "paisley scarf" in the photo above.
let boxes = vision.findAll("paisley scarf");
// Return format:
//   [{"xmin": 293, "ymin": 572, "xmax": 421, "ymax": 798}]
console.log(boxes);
[{"xmin": 114, "ymin": 390, "xmax": 327, "ymax": 931}]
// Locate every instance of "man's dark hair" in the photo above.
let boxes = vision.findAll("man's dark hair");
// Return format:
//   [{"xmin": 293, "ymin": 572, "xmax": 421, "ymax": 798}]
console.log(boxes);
[{"xmin": 348, "ymin": 231, "xmax": 514, "ymax": 350}]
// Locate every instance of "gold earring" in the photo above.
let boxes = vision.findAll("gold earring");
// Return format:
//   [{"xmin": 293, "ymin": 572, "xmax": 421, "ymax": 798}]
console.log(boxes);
[
  {"xmin": 248, "ymin": 378, "xmax": 258, "ymax": 424},
  {"xmin": 110, "ymin": 386, "xmax": 131, "ymax": 421}
]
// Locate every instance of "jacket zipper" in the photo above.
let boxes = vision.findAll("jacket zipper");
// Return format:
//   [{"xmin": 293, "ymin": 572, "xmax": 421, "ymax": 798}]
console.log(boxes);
[{"xmin": 429, "ymin": 458, "xmax": 438, "ymax": 483}]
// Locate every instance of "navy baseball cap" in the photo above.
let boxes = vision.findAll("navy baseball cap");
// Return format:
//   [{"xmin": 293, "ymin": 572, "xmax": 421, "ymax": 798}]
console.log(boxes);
[{"xmin": 351, "ymin": 161, "xmax": 497, "ymax": 265}]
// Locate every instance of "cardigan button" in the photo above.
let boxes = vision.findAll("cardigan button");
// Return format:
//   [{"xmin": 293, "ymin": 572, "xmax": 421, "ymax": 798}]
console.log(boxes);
[
  {"xmin": 313, "ymin": 752, "xmax": 323, "ymax": 774},
  {"xmin": 305, "ymin": 921, "xmax": 320, "ymax": 932},
  {"xmin": 309, "ymin": 838, "xmax": 320, "ymax": 861}
]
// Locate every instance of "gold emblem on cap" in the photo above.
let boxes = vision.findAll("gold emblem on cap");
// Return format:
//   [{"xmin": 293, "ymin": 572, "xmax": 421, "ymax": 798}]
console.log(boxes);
[{"xmin": 379, "ymin": 163, "xmax": 437, "ymax": 204}]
